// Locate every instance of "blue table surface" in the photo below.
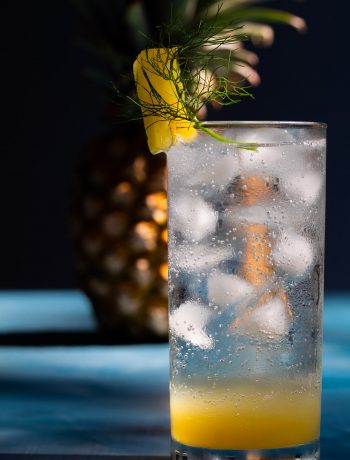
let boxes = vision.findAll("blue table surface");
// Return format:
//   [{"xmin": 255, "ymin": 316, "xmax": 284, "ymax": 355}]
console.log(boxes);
[{"xmin": 0, "ymin": 291, "xmax": 349, "ymax": 458}]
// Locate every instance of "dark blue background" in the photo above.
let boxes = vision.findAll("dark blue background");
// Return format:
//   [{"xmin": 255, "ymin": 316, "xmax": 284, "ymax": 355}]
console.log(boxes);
[{"xmin": 1, "ymin": 0, "xmax": 346, "ymax": 290}]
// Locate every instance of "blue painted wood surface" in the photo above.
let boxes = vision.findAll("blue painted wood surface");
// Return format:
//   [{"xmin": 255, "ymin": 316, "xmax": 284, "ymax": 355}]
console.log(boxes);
[
  {"xmin": 0, "ymin": 291, "xmax": 95, "ymax": 333},
  {"xmin": 0, "ymin": 292, "xmax": 349, "ymax": 458}
]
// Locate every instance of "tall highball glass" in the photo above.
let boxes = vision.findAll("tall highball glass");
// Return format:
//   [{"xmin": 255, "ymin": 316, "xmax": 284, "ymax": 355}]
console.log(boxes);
[{"xmin": 167, "ymin": 122, "xmax": 326, "ymax": 460}]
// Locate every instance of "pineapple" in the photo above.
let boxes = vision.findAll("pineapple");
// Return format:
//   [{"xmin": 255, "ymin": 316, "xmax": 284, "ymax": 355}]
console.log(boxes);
[
  {"xmin": 72, "ymin": 0, "xmax": 305, "ymax": 340},
  {"xmin": 72, "ymin": 124, "xmax": 168, "ymax": 338}
]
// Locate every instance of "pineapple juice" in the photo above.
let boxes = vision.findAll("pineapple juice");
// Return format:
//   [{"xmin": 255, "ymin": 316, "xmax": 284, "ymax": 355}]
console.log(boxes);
[{"xmin": 170, "ymin": 376, "xmax": 321, "ymax": 450}]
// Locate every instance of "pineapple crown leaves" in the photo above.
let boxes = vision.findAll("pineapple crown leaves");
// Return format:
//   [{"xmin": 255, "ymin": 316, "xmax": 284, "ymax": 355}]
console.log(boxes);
[
  {"xmin": 74, "ymin": 0, "xmax": 306, "ymax": 148},
  {"xmin": 74, "ymin": 0, "xmax": 306, "ymax": 94}
]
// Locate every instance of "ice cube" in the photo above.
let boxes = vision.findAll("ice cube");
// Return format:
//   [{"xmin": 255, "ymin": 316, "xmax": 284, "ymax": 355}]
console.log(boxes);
[
  {"xmin": 169, "ymin": 301, "xmax": 213, "ymax": 349},
  {"xmin": 234, "ymin": 129, "xmax": 308, "ymax": 178},
  {"xmin": 238, "ymin": 145, "xmax": 309, "ymax": 179},
  {"xmin": 189, "ymin": 152, "xmax": 240, "ymax": 187},
  {"xmin": 280, "ymin": 171, "xmax": 323, "ymax": 205},
  {"xmin": 229, "ymin": 204, "xmax": 272, "ymax": 226},
  {"xmin": 235, "ymin": 128, "xmax": 292, "ymax": 174},
  {"xmin": 170, "ymin": 195, "xmax": 217, "ymax": 241},
  {"xmin": 239, "ymin": 295, "xmax": 290, "ymax": 336},
  {"xmin": 207, "ymin": 273, "xmax": 255, "ymax": 307},
  {"xmin": 228, "ymin": 203, "xmax": 290, "ymax": 228},
  {"xmin": 227, "ymin": 197, "xmax": 312, "ymax": 230},
  {"xmin": 167, "ymin": 141, "xmax": 199, "ymax": 180},
  {"xmin": 234, "ymin": 127, "xmax": 294, "ymax": 145},
  {"xmin": 238, "ymin": 146, "xmax": 282, "ymax": 176},
  {"xmin": 272, "ymin": 230, "xmax": 314, "ymax": 277},
  {"xmin": 172, "ymin": 243, "xmax": 232, "ymax": 272}
]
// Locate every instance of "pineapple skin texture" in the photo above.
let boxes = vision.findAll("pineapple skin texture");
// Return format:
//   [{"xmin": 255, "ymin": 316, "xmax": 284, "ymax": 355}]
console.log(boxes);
[
  {"xmin": 71, "ymin": 125, "xmax": 169, "ymax": 340},
  {"xmin": 133, "ymin": 48, "xmax": 197, "ymax": 154}
]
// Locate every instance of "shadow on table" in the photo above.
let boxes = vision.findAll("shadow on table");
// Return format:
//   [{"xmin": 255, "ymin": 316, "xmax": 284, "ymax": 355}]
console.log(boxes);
[{"xmin": 0, "ymin": 346, "xmax": 170, "ymax": 456}]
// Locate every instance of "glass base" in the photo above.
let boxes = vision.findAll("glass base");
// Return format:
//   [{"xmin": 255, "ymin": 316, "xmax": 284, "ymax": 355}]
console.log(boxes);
[{"xmin": 171, "ymin": 439, "xmax": 320, "ymax": 460}]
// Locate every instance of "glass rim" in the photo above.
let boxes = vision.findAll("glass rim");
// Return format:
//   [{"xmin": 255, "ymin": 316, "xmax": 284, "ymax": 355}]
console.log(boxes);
[{"xmin": 202, "ymin": 121, "xmax": 327, "ymax": 129}]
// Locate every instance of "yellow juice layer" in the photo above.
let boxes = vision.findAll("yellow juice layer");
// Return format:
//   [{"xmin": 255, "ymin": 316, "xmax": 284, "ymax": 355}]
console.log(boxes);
[{"xmin": 170, "ymin": 377, "xmax": 321, "ymax": 450}]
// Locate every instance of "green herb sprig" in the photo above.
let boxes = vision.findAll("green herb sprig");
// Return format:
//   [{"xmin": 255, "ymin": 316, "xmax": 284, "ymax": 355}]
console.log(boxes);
[{"xmin": 114, "ymin": 6, "xmax": 258, "ymax": 150}]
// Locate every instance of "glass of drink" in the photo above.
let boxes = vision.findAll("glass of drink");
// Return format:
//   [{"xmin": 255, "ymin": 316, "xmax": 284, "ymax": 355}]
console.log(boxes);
[{"xmin": 167, "ymin": 122, "xmax": 326, "ymax": 460}]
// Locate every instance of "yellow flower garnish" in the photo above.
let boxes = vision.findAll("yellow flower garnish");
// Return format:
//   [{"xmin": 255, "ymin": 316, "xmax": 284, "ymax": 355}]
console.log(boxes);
[{"xmin": 133, "ymin": 48, "xmax": 197, "ymax": 154}]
